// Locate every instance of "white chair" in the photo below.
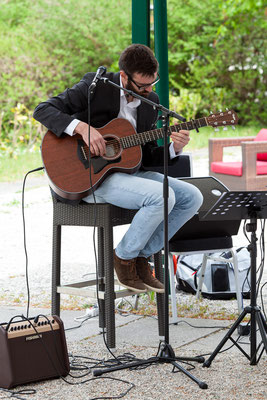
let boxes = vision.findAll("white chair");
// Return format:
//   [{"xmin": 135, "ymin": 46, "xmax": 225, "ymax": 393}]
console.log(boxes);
[{"xmin": 167, "ymin": 177, "xmax": 243, "ymax": 323}]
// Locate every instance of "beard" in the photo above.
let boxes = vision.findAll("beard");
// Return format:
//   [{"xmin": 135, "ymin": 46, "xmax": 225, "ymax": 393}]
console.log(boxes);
[{"xmin": 126, "ymin": 80, "xmax": 150, "ymax": 98}]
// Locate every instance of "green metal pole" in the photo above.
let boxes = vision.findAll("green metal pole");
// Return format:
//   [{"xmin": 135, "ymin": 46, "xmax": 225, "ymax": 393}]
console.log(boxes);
[
  {"xmin": 132, "ymin": 0, "xmax": 150, "ymax": 46},
  {"xmin": 153, "ymin": 0, "xmax": 169, "ymax": 142}
]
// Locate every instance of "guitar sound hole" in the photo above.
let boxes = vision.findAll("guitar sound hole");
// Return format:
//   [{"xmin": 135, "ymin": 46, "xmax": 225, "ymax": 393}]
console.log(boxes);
[
  {"xmin": 103, "ymin": 136, "xmax": 122, "ymax": 160},
  {"xmin": 106, "ymin": 143, "xmax": 117, "ymax": 157}
]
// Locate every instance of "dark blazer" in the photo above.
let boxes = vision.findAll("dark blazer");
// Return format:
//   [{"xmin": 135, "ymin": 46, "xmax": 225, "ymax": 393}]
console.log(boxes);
[{"xmin": 34, "ymin": 72, "xmax": 169, "ymax": 168}]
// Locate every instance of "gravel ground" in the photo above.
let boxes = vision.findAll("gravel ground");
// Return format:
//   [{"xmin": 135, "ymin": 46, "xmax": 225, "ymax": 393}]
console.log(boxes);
[
  {"xmin": 2, "ymin": 340, "xmax": 266, "ymax": 400},
  {"xmin": 0, "ymin": 151, "xmax": 267, "ymax": 399}
]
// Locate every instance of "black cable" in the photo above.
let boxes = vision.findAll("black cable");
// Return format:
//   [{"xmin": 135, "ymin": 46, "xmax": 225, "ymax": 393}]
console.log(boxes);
[
  {"xmin": 241, "ymin": 219, "xmax": 265, "ymax": 299},
  {"xmin": 256, "ymin": 219, "xmax": 265, "ymax": 297},
  {"xmin": 64, "ymin": 313, "xmax": 98, "ymax": 331},
  {"xmin": 85, "ymin": 80, "xmax": 144, "ymax": 369},
  {"xmin": 68, "ymin": 354, "xmax": 104, "ymax": 372},
  {"xmin": 170, "ymin": 319, "xmax": 232, "ymax": 330},
  {"xmin": 260, "ymin": 281, "xmax": 267, "ymax": 320},
  {"xmin": 21, "ymin": 166, "xmax": 44, "ymax": 318},
  {"xmin": 17, "ymin": 119, "xmax": 134, "ymax": 398},
  {"xmin": 15, "ymin": 315, "xmax": 65, "ymax": 378},
  {"xmin": 86, "ymin": 85, "xmax": 118, "ymax": 361},
  {"xmin": 4, "ymin": 314, "xmax": 135, "ymax": 399},
  {"xmin": 0, "ymin": 388, "xmax": 36, "ymax": 400},
  {"xmin": 36, "ymin": 316, "xmax": 136, "ymax": 397}
]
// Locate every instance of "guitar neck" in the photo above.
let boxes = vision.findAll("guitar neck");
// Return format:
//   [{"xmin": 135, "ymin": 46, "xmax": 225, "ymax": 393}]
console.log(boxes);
[{"xmin": 120, "ymin": 117, "xmax": 208, "ymax": 149}]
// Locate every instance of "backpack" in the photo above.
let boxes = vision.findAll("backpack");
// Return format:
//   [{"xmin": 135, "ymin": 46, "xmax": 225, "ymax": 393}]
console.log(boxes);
[{"xmin": 176, "ymin": 247, "xmax": 251, "ymax": 300}]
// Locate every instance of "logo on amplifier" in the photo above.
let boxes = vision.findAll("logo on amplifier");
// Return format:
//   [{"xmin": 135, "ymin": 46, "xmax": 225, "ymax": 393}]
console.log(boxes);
[{"xmin": 26, "ymin": 334, "xmax": 42, "ymax": 341}]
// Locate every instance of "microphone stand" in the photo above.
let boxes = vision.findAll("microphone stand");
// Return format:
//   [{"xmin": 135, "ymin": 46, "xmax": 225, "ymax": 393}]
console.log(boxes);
[{"xmin": 92, "ymin": 76, "xmax": 208, "ymax": 389}]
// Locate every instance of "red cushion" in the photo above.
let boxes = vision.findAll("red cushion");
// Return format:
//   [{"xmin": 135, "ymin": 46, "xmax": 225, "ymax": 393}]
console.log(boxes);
[
  {"xmin": 211, "ymin": 162, "xmax": 242, "ymax": 176},
  {"xmin": 255, "ymin": 129, "xmax": 267, "ymax": 161},
  {"xmin": 211, "ymin": 161, "xmax": 267, "ymax": 176},
  {"xmin": 257, "ymin": 161, "xmax": 267, "ymax": 175}
]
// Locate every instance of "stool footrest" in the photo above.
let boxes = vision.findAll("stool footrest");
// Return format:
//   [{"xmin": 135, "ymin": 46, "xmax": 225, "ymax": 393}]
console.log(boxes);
[{"xmin": 56, "ymin": 280, "xmax": 140, "ymax": 300}]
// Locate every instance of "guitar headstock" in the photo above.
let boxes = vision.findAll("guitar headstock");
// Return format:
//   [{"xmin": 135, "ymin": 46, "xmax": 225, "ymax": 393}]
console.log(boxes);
[{"xmin": 207, "ymin": 110, "xmax": 238, "ymax": 128}]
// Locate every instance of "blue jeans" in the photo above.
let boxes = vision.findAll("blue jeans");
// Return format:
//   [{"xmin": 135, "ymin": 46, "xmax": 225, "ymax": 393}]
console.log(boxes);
[{"xmin": 83, "ymin": 170, "xmax": 203, "ymax": 259}]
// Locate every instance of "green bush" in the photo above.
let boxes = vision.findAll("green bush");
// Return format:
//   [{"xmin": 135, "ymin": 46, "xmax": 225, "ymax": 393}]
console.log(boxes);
[
  {"xmin": 0, "ymin": 0, "xmax": 131, "ymax": 152},
  {"xmin": 167, "ymin": 0, "xmax": 267, "ymax": 125},
  {"xmin": 0, "ymin": 0, "xmax": 266, "ymax": 158}
]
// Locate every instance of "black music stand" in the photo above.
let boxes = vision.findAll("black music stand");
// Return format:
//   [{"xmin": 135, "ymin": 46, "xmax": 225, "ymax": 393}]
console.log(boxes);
[{"xmin": 199, "ymin": 191, "xmax": 267, "ymax": 366}]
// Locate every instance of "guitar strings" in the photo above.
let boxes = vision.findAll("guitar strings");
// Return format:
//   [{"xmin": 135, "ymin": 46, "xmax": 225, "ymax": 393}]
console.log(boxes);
[
  {"xmin": 82, "ymin": 114, "xmax": 232, "ymax": 156},
  {"xmin": 82, "ymin": 124, "xmax": 180, "ymax": 156}
]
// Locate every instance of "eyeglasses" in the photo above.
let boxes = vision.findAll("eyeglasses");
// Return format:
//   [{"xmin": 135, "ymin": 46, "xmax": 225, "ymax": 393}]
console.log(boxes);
[{"xmin": 127, "ymin": 73, "xmax": 160, "ymax": 90}]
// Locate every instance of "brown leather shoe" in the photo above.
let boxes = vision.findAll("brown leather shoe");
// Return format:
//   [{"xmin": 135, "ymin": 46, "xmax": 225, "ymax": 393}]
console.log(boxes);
[
  {"xmin": 113, "ymin": 251, "xmax": 147, "ymax": 293},
  {"xmin": 136, "ymin": 257, "xmax": 165, "ymax": 293}
]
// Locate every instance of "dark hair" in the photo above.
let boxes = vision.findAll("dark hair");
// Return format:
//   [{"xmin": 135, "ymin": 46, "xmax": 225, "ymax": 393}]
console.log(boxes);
[{"xmin": 119, "ymin": 44, "xmax": 159, "ymax": 77}]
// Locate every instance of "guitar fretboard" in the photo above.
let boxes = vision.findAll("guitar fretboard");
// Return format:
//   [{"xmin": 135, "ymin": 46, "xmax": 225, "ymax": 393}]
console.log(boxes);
[{"xmin": 120, "ymin": 117, "xmax": 207, "ymax": 149}]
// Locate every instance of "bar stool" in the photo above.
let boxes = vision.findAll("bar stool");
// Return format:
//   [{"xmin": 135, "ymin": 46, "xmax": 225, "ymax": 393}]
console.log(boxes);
[{"xmin": 51, "ymin": 196, "xmax": 164, "ymax": 348}]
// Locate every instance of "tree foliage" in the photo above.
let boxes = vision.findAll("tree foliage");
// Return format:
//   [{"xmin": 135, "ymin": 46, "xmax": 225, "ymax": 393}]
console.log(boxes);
[
  {"xmin": 0, "ymin": 0, "xmax": 131, "ymax": 151},
  {"xmin": 167, "ymin": 0, "xmax": 267, "ymax": 124},
  {"xmin": 0, "ymin": 0, "xmax": 266, "ymax": 154},
  {"xmin": 0, "ymin": 0, "xmax": 131, "ymax": 108}
]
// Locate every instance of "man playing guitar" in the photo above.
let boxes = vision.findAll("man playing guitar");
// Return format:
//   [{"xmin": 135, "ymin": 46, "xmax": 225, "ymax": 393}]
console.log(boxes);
[{"xmin": 34, "ymin": 44, "xmax": 203, "ymax": 293}]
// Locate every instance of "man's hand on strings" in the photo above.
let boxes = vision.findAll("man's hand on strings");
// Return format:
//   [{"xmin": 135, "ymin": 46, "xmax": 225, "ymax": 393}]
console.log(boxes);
[
  {"xmin": 74, "ymin": 121, "xmax": 106, "ymax": 156},
  {"xmin": 170, "ymin": 129, "xmax": 190, "ymax": 154}
]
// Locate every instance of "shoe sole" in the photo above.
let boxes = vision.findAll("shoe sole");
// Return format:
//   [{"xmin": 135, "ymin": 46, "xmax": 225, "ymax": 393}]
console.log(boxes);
[
  {"xmin": 116, "ymin": 279, "xmax": 147, "ymax": 293},
  {"xmin": 144, "ymin": 283, "xmax": 165, "ymax": 293}
]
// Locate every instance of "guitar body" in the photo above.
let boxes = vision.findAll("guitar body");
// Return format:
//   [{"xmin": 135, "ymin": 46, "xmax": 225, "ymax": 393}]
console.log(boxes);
[
  {"xmin": 41, "ymin": 110, "xmax": 238, "ymax": 201},
  {"xmin": 41, "ymin": 118, "xmax": 142, "ymax": 200}
]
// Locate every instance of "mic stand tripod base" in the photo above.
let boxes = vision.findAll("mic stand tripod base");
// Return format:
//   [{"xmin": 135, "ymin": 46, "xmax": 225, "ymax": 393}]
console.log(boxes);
[
  {"xmin": 93, "ymin": 340, "xmax": 208, "ymax": 389},
  {"xmin": 156, "ymin": 341, "xmax": 208, "ymax": 389}
]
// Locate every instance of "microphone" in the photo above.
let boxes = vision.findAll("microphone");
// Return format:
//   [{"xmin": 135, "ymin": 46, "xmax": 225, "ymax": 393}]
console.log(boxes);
[{"xmin": 89, "ymin": 66, "xmax": 107, "ymax": 90}]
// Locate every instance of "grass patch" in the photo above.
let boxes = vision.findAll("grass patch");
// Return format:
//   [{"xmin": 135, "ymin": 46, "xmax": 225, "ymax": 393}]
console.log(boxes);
[
  {"xmin": 0, "ymin": 149, "xmax": 44, "ymax": 182},
  {"xmin": 185, "ymin": 125, "xmax": 261, "ymax": 150},
  {"xmin": 0, "ymin": 124, "xmax": 261, "ymax": 182},
  {"xmin": 115, "ymin": 294, "xmax": 242, "ymax": 321}
]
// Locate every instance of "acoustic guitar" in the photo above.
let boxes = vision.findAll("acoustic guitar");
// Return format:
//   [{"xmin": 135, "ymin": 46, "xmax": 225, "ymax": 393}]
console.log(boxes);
[{"xmin": 41, "ymin": 110, "xmax": 238, "ymax": 200}]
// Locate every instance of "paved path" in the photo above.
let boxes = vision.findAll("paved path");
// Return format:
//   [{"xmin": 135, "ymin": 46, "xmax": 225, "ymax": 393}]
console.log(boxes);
[{"xmin": 0, "ymin": 149, "xmax": 266, "ymax": 309}]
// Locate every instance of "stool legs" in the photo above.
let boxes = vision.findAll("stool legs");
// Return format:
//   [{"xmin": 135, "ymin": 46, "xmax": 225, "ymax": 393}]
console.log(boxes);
[
  {"xmin": 51, "ymin": 202, "xmax": 165, "ymax": 349},
  {"xmin": 52, "ymin": 224, "xmax": 61, "ymax": 316},
  {"xmin": 103, "ymin": 218, "xmax": 116, "ymax": 349},
  {"xmin": 97, "ymin": 227, "xmax": 106, "ymax": 331}
]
